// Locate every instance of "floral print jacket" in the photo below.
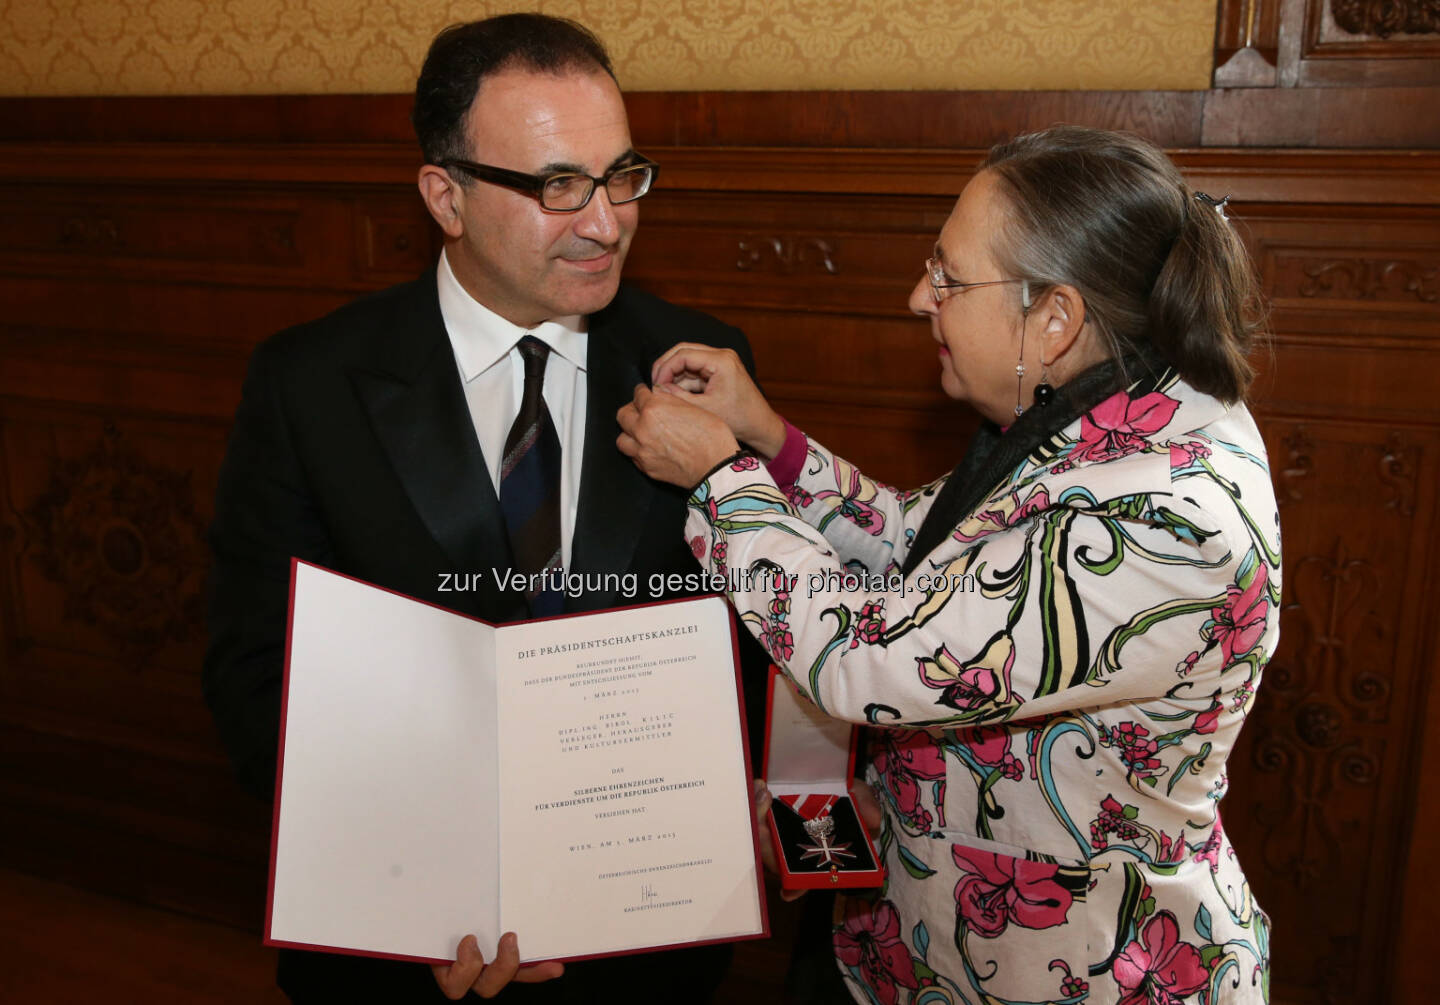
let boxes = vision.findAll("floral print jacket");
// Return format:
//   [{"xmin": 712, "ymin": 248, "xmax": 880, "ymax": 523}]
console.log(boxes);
[{"xmin": 685, "ymin": 371, "xmax": 1278, "ymax": 1005}]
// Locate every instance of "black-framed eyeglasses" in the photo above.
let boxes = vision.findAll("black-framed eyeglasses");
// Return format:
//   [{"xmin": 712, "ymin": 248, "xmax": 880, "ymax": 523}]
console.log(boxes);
[
  {"xmin": 926, "ymin": 257, "xmax": 1026, "ymax": 304},
  {"xmin": 437, "ymin": 157, "xmax": 659, "ymax": 212}
]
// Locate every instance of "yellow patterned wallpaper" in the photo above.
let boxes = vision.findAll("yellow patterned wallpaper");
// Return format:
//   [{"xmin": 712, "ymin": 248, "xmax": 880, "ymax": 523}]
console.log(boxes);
[{"xmin": 0, "ymin": 1, "xmax": 1217, "ymax": 96}]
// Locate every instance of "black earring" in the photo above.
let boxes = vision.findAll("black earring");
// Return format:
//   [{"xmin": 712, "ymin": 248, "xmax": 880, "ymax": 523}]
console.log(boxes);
[{"xmin": 1033, "ymin": 359, "xmax": 1054, "ymax": 408}]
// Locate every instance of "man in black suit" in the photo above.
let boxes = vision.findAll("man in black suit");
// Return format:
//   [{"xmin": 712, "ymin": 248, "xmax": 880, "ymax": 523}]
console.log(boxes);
[{"xmin": 204, "ymin": 13, "xmax": 760, "ymax": 1002}]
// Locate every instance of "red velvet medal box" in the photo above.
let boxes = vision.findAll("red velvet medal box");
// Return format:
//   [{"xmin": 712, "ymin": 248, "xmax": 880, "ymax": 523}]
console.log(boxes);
[{"xmin": 761, "ymin": 667, "xmax": 883, "ymax": 890}]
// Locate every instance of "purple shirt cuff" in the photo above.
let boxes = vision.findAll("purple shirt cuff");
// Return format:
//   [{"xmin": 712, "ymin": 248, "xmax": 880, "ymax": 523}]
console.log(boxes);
[{"xmin": 763, "ymin": 419, "xmax": 807, "ymax": 490}]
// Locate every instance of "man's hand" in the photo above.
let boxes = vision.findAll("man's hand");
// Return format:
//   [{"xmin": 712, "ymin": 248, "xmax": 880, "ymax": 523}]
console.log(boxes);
[
  {"xmin": 431, "ymin": 932, "xmax": 564, "ymax": 1000},
  {"xmin": 752, "ymin": 780, "xmax": 805, "ymax": 903},
  {"xmin": 617, "ymin": 384, "xmax": 740, "ymax": 488},
  {"xmin": 650, "ymin": 343, "xmax": 786, "ymax": 459},
  {"xmin": 851, "ymin": 780, "xmax": 884, "ymax": 837}
]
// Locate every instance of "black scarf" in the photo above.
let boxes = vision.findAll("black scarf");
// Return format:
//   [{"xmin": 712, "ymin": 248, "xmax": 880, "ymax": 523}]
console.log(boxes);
[{"xmin": 900, "ymin": 349, "xmax": 1170, "ymax": 577}]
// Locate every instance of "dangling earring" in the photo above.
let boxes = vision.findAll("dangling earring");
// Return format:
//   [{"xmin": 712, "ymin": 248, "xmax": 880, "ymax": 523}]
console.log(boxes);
[
  {"xmin": 1013, "ymin": 345, "xmax": 1027, "ymax": 418},
  {"xmin": 1013, "ymin": 281, "xmax": 1032, "ymax": 418},
  {"xmin": 1033, "ymin": 358, "xmax": 1054, "ymax": 408}
]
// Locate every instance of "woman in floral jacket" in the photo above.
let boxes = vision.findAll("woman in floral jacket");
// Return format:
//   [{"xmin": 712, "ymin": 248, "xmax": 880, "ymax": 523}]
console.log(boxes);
[{"xmin": 619, "ymin": 126, "xmax": 1277, "ymax": 1005}]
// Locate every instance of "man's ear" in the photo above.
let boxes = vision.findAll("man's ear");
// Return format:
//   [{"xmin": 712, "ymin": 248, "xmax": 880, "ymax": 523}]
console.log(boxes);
[
  {"xmin": 1036, "ymin": 284, "xmax": 1088, "ymax": 365},
  {"xmin": 418, "ymin": 165, "xmax": 465, "ymax": 239}
]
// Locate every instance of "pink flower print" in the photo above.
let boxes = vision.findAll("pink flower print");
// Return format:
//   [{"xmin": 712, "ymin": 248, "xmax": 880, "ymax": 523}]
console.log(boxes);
[
  {"xmin": 961, "ymin": 725, "xmax": 1025, "ymax": 781},
  {"xmin": 1089, "ymin": 794, "xmax": 1141, "ymax": 851},
  {"xmin": 953, "ymin": 485, "xmax": 1051, "ymax": 544},
  {"xmin": 1156, "ymin": 829, "xmax": 1187, "ymax": 864},
  {"xmin": 1175, "ymin": 650, "xmax": 1201, "ymax": 678},
  {"xmin": 964, "ymin": 724, "xmax": 1011, "ymax": 767},
  {"xmin": 730, "ymin": 454, "xmax": 760, "ymax": 472},
  {"xmin": 757, "ymin": 588, "xmax": 793, "ymax": 662},
  {"xmin": 1100, "ymin": 722, "xmax": 1163, "ymax": 780},
  {"xmin": 833, "ymin": 899, "xmax": 920, "ymax": 1005},
  {"xmin": 1169, "ymin": 440, "xmax": 1213, "ymax": 470},
  {"xmin": 1209, "ymin": 561, "xmax": 1270, "ymax": 666},
  {"xmin": 689, "ymin": 536, "xmax": 706, "ymax": 560},
  {"xmin": 952, "ymin": 847, "xmax": 1074, "ymax": 938},
  {"xmin": 770, "ymin": 589, "xmax": 792, "ymax": 619},
  {"xmin": 1229, "ymin": 678, "xmax": 1255, "ymax": 714},
  {"xmin": 916, "ymin": 633, "xmax": 1020, "ymax": 715},
  {"xmin": 1193, "ymin": 696, "xmax": 1223, "ymax": 735},
  {"xmin": 850, "ymin": 599, "xmax": 887, "ymax": 649},
  {"xmin": 1112, "ymin": 911, "xmax": 1209, "ymax": 1005},
  {"xmin": 1192, "ymin": 817, "xmax": 1224, "ymax": 874},
  {"xmin": 762, "ymin": 626, "xmax": 794, "ymax": 662},
  {"xmin": 873, "ymin": 728, "xmax": 947, "ymax": 833},
  {"xmin": 813, "ymin": 457, "xmax": 886, "ymax": 536},
  {"xmin": 784, "ymin": 484, "xmax": 814, "ymax": 508},
  {"xmin": 1050, "ymin": 961, "xmax": 1089, "ymax": 1000},
  {"xmin": 1071, "ymin": 391, "xmax": 1181, "ymax": 465},
  {"xmin": 758, "ymin": 606, "xmax": 793, "ymax": 660}
]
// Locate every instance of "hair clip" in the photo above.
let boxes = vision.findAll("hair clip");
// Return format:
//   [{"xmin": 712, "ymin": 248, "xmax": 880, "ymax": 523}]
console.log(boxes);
[{"xmin": 1193, "ymin": 191, "xmax": 1231, "ymax": 220}]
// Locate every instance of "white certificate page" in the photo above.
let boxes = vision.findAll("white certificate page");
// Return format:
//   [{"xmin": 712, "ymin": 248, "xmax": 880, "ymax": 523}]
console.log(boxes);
[
  {"xmin": 495, "ymin": 596, "xmax": 764, "ymax": 961},
  {"xmin": 270, "ymin": 562, "xmax": 502, "ymax": 963}
]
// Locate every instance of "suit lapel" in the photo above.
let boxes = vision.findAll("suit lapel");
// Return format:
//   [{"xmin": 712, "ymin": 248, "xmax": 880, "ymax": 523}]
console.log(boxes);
[
  {"xmin": 568, "ymin": 310, "xmax": 661, "ymax": 611},
  {"xmin": 348, "ymin": 275, "xmax": 523, "ymax": 619}
]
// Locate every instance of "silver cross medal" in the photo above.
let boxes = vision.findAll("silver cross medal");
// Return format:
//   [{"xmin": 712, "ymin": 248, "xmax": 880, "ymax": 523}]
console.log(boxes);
[{"xmin": 799, "ymin": 814, "xmax": 855, "ymax": 878}]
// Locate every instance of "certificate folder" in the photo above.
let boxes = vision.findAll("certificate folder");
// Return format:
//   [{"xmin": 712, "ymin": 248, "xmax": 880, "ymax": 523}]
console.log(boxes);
[{"xmin": 267, "ymin": 560, "xmax": 768, "ymax": 965}]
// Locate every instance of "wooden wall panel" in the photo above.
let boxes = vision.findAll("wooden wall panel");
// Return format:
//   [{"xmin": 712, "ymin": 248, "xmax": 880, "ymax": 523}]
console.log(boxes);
[
  {"xmin": 0, "ymin": 113, "xmax": 1437, "ymax": 1003},
  {"xmin": 1224, "ymin": 204, "xmax": 1440, "ymax": 1003}
]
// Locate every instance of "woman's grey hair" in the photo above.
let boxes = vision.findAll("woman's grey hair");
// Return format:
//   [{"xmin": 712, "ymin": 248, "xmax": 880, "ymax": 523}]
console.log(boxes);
[{"xmin": 980, "ymin": 126, "xmax": 1264, "ymax": 404}]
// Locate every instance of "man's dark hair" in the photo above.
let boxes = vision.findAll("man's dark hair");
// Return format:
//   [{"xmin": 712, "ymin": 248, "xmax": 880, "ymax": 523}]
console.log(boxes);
[{"xmin": 412, "ymin": 13, "xmax": 617, "ymax": 168}]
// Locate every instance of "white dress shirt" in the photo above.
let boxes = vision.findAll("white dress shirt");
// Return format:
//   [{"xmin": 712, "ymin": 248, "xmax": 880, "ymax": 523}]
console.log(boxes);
[{"xmin": 436, "ymin": 249, "xmax": 588, "ymax": 568}]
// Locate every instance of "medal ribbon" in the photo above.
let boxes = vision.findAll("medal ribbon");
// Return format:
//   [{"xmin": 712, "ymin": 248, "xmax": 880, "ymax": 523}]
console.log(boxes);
[{"xmin": 778, "ymin": 793, "xmax": 837, "ymax": 820}]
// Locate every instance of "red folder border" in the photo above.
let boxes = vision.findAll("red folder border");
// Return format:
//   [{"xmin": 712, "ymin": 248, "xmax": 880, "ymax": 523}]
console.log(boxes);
[{"xmin": 265, "ymin": 557, "xmax": 769, "ymax": 966}]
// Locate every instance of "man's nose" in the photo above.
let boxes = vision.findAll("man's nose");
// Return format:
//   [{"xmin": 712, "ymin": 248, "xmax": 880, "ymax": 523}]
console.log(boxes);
[{"xmin": 574, "ymin": 186, "xmax": 621, "ymax": 245}]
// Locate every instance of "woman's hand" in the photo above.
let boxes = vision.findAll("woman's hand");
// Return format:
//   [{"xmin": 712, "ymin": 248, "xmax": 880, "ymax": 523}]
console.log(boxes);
[
  {"xmin": 616, "ymin": 384, "xmax": 741, "ymax": 488},
  {"xmin": 651, "ymin": 344, "xmax": 787, "ymax": 459}
]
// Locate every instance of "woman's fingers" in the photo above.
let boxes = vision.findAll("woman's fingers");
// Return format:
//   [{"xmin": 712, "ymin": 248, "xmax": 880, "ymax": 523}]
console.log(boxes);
[
  {"xmin": 652, "ymin": 342, "xmax": 731, "ymax": 388},
  {"xmin": 616, "ymin": 384, "xmax": 739, "ymax": 487}
]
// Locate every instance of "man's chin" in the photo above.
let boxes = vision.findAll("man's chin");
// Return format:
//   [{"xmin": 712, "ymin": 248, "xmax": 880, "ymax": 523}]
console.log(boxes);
[{"xmin": 557, "ymin": 272, "xmax": 623, "ymax": 317}]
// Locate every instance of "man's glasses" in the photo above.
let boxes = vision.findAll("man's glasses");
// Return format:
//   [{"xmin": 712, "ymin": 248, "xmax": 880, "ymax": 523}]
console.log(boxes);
[
  {"xmin": 438, "ymin": 158, "xmax": 659, "ymax": 212},
  {"xmin": 926, "ymin": 257, "xmax": 1026, "ymax": 304}
]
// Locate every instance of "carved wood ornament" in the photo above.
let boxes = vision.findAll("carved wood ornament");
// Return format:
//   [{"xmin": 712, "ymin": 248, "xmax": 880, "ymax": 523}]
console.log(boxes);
[
  {"xmin": 1331, "ymin": 0, "xmax": 1440, "ymax": 37},
  {"xmin": 18, "ymin": 423, "xmax": 207, "ymax": 655}
]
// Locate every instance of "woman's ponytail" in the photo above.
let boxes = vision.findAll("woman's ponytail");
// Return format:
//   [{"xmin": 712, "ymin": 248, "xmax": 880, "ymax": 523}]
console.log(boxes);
[{"xmin": 1147, "ymin": 193, "xmax": 1263, "ymax": 403}]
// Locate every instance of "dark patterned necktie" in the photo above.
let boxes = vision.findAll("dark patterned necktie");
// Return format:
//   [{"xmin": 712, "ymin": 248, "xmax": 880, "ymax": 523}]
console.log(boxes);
[{"xmin": 499, "ymin": 336, "xmax": 563, "ymax": 616}]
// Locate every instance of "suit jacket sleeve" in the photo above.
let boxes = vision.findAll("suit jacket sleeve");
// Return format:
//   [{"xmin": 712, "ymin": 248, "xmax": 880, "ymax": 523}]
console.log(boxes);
[{"xmin": 204, "ymin": 335, "xmax": 334, "ymax": 801}]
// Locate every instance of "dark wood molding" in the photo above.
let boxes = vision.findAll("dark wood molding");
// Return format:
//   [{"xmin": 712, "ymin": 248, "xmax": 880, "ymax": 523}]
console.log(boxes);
[
  {"xmin": 3, "ymin": 143, "xmax": 1436, "ymax": 206},
  {"xmin": 1202, "ymin": 85, "xmax": 1440, "ymax": 146},
  {"xmin": 2, "ymin": 85, "xmax": 1435, "ymax": 151},
  {"xmin": 0, "ymin": 90, "xmax": 1207, "ymax": 149}
]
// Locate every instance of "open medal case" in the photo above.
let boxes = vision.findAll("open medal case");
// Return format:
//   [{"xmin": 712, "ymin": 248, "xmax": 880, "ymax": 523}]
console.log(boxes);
[{"xmin": 761, "ymin": 667, "xmax": 883, "ymax": 890}]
